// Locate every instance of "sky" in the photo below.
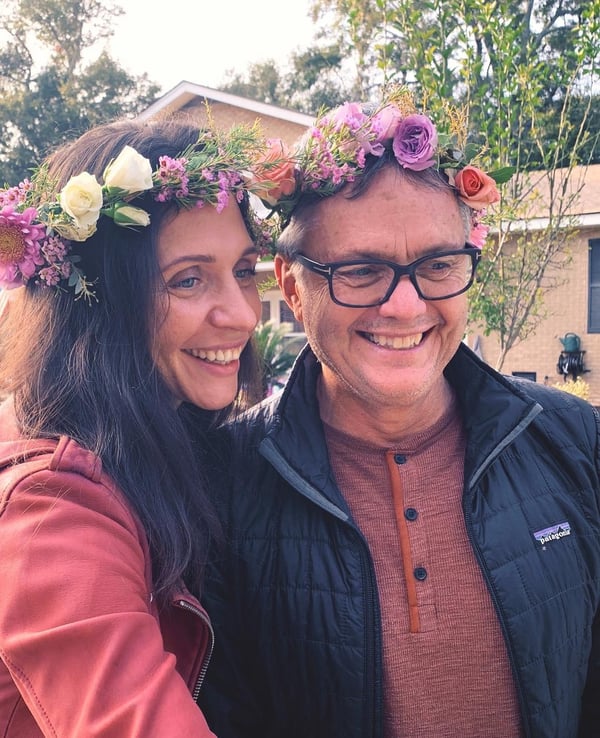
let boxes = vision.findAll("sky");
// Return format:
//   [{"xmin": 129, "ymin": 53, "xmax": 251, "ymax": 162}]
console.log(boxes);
[{"xmin": 108, "ymin": 0, "xmax": 318, "ymax": 95}]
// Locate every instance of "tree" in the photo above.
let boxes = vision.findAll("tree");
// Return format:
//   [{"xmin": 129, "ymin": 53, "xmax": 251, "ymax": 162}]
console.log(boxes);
[
  {"xmin": 253, "ymin": 321, "xmax": 298, "ymax": 397},
  {"xmin": 220, "ymin": 60, "xmax": 284, "ymax": 107},
  {"xmin": 310, "ymin": 0, "xmax": 397, "ymax": 99},
  {"xmin": 0, "ymin": 0, "xmax": 160, "ymax": 184},
  {"xmin": 220, "ymin": 45, "xmax": 350, "ymax": 116},
  {"xmin": 311, "ymin": 0, "xmax": 600, "ymax": 369}
]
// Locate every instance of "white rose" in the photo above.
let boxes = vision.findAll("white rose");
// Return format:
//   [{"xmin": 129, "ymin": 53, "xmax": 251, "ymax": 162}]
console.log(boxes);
[
  {"xmin": 113, "ymin": 204, "xmax": 151, "ymax": 227},
  {"xmin": 59, "ymin": 172, "xmax": 103, "ymax": 238},
  {"xmin": 53, "ymin": 220, "xmax": 97, "ymax": 242},
  {"xmin": 104, "ymin": 146, "xmax": 153, "ymax": 194}
]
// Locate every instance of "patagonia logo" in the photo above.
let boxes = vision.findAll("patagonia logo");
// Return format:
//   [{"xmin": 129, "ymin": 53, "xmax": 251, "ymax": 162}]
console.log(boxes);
[{"xmin": 533, "ymin": 521, "xmax": 571, "ymax": 547}]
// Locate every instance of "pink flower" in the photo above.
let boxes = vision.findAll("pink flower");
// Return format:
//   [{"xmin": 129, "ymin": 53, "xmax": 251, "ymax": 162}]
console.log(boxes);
[
  {"xmin": 392, "ymin": 114, "xmax": 438, "ymax": 171},
  {"xmin": 0, "ymin": 181, "xmax": 31, "ymax": 208},
  {"xmin": 0, "ymin": 205, "xmax": 46, "ymax": 288},
  {"xmin": 371, "ymin": 105, "xmax": 403, "ymax": 144},
  {"xmin": 324, "ymin": 102, "xmax": 368, "ymax": 133},
  {"xmin": 469, "ymin": 221, "xmax": 489, "ymax": 249},
  {"xmin": 454, "ymin": 166, "xmax": 500, "ymax": 210},
  {"xmin": 153, "ymin": 156, "xmax": 189, "ymax": 202}
]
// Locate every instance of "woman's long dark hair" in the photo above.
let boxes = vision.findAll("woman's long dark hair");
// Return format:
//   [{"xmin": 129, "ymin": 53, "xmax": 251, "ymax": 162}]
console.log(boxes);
[{"xmin": 0, "ymin": 119, "xmax": 260, "ymax": 603}]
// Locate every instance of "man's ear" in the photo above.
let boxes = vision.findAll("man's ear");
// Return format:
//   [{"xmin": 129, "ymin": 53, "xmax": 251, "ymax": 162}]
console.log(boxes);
[{"xmin": 274, "ymin": 254, "xmax": 305, "ymax": 324}]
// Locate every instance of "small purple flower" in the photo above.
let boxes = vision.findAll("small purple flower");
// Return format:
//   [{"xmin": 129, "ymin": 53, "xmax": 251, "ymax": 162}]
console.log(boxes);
[
  {"xmin": 154, "ymin": 156, "xmax": 190, "ymax": 201},
  {"xmin": 0, "ymin": 180, "xmax": 31, "ymax": 208},
  {"xmin": 216, "ymin": 189, "xmax": 230, "ymax": 213},
  {"xmin": 41, "ymin": 235, "xmax": 68, "ymax": 263},
  {"xmin": 38, "ymin": 266, "xmax": 61, "ymax": 287},
  {"xmin": 392, "ymin": 114, "xmax": 438, "ymax": 171}
]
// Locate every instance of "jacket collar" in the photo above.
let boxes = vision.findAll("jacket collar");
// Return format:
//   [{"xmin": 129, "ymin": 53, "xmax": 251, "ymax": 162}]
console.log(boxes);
[{"xmin": 260, "ymin": 341, "xmax": 542, "ymax": 500}]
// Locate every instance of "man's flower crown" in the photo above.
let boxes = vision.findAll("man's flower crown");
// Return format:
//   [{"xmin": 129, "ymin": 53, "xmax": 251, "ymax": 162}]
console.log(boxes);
[
  {"xmin": 250, "ymin": 90, "xmax": 515, "ymax": 249},
  {"xmin": 0, "ymin": 124, "xmax": 278, "ymax": 300}
]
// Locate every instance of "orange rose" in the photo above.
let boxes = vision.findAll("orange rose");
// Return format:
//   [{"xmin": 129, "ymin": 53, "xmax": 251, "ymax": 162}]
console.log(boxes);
[
  {"xmin": 454, "ymin": 166, "xmax": 500, "ymax": 210},
  {"xmin": 252, "ymin": 139, "xmax": 296, "ymax": 206}
]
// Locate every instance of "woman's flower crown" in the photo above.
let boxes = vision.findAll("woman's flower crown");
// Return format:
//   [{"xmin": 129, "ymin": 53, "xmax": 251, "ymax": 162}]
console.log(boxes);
[
  {"xmin": 251, "ymin": 89, "xmax": 515, "ymax": 249},
  {"xmin": 0, "ymin": 124, "xmax": 278, "ymax": 300}
]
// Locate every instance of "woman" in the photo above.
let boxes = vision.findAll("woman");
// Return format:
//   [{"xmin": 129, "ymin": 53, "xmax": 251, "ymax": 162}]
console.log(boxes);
[{"xmin": 0, "ymin": 118, "xmax": 275, "ymax": 736}]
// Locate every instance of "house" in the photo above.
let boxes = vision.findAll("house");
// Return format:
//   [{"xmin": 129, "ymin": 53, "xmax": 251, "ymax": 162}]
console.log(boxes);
[
  {"xmin": 139, "ymin": 85, "xmax": 600, "ymax": 404},
  {"xmin": 137, "ymin": 80, "xmax": 312, "ymax": 146},
  {"xmin": 470, "ymin": 165, "xmax": 600, "ymax": 404}
]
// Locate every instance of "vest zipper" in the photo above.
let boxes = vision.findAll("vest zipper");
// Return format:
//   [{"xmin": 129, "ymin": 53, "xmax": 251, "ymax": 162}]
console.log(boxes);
[{"xmin": 261, "ymin": 439, "xmax": 382, "ymax": 737}]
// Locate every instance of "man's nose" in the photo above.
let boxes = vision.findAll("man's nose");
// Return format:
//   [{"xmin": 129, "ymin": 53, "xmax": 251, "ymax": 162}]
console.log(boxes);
[{"xmin": 377, "ymin": 273, "xmax": 426, "ymax": 317}]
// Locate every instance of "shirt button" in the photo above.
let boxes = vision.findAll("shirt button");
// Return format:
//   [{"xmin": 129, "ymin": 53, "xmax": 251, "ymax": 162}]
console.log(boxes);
[
  {"xmin": 394, "ymin": 453, "xmax": 407, "ymax": 464},
  {"xmin": 405, "ymin": 507, "xmax": 418, "ymax": 521},
  {"xmin": 414, "ymin": 567, "xmax": 428, "ymax": 581}
]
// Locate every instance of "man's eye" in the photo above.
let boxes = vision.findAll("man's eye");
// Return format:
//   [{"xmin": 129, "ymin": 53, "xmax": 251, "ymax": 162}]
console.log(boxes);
[
  {"xmin": 338, "ymin": 265, "xmax": 377, "ymax": 278},
  {"xmin": 336, "ymin": 265, "xmax": 388, "ymax": 283},
  {"xmin": 429, "ymin": 260, "xmax": 452, "ymax": 271}
]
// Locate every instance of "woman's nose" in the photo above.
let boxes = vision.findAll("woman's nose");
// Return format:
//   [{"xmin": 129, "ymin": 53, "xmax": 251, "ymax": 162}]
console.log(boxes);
[{"xmin": 210, "ymin": 280, "xmax": 260, "ymax": 331}]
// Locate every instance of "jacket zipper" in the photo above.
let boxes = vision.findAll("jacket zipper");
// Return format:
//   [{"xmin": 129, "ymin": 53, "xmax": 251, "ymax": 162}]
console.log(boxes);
[
  {"xmin": 177, "ymin": 599, "xmax": 215, "ymax": 702},
  {"xmin": 462, "ymin": 408, "xmax": 541, "ymax": 738},
  {"xmin": 353, "ymin": 526, "xmax": 382, "ymax": 738}
]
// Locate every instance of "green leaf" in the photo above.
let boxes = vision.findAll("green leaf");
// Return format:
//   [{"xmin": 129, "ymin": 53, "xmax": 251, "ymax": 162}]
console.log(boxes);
[
  {"xmin": 488, "ymin": 166, "xmax": 516, "ymax": 184},
  {"xmin": 463, "ymin": 143, "xmax": 480, "ymax": 162}
]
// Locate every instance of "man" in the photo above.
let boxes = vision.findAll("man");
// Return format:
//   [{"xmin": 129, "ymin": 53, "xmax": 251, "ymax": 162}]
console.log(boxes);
[{"xmin": 199, "ymin": 98, "xmax": 600, "ymax": 738}]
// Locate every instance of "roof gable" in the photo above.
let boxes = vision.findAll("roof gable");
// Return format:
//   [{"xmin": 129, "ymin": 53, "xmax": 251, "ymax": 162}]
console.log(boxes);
[{"xmin": 137, "ymin": 80, "xmax": 313, "ymax": 127}]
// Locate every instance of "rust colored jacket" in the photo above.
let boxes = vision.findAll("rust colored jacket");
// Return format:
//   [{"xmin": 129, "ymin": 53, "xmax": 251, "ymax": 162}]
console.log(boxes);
[{"xmin": 0, "ymin": 401, "xmax": 216, "ymax": 737}]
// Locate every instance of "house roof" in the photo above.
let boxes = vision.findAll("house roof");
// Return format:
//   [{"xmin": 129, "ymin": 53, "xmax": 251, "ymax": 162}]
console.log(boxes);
[{"xmin": 137, "ymin": 80, "xmax": 314, "ymax": 127}]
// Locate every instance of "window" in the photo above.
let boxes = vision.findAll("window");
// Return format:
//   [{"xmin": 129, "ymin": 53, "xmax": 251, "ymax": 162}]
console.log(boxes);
[
  {"xmin": 512, "ymin": 371, "xmax": 537, "ymax": 382},
  {"xmin": 259, "ymin": 289, "xmax": 304, "ymax": 335},
  {"xmin": 279, "ymin": 301, "xmax": 304, "ymax": 334},
  {"xmin": 588, "ymin": 239, "xmax": 600, "ymax": 332}
]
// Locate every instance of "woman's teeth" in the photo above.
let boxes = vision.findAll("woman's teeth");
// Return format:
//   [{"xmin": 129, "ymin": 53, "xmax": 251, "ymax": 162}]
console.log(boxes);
[{"xmin": 186, "ymin": 347, "xmax": 242, "ymax": 364}]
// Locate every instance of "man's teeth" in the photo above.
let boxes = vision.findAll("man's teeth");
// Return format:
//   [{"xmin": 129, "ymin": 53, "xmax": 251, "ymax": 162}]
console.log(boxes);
[
  {"xmin": 366, "ymin": 333, "xmax": 423, "ymax": 349},
  {"xmin": 187, "ymin": 347, "xmax": 242, "ymax": 363}
]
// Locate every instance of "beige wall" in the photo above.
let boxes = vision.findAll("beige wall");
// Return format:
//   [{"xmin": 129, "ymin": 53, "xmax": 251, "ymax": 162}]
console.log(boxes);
[
  {"xmin": 152, "ymin": 100, "xmax": 307, "ymax": 147},
  {"xmin": 468, "ymin": 225, "xmax": 600, "ymax": 404}
]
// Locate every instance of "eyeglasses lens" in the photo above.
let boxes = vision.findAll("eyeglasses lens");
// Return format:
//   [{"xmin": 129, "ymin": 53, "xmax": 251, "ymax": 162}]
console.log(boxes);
[{"xmin": 331, "ymin": 252, "xmax": 474, "ymax": 306}]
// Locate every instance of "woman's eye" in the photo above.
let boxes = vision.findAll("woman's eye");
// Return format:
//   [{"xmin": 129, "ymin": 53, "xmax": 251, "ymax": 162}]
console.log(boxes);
[
  {"xmin": 172, "ymin": 276, "xmax": 200, "ymax": 289},
  {"xmin": 235, "ymin": 266, "xmax": 257, "ymax": 282}
]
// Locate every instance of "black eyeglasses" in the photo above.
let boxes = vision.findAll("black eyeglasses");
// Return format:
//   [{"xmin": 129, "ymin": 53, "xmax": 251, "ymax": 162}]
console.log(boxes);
[{"xmin": 295, "ymin": 246, "xmax": 481, "ymax": 307}]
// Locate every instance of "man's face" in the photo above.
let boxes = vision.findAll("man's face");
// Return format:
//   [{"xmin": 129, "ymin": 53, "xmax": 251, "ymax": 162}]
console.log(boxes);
[{"xmin": 276, "ymin": 167, "xmax": 470, "ymax": 422}]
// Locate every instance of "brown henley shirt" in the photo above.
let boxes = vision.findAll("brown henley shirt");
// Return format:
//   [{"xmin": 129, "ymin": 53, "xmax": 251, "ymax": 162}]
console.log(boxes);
[{"xmin": 323, "ymin": 400, "xmax": 523, "ymax": 738}]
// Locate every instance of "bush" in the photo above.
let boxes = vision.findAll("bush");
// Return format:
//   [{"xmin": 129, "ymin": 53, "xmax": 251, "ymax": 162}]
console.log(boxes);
[{"xmin": 552, "ymin": 378, "xmax": 590, "ymax": 401}]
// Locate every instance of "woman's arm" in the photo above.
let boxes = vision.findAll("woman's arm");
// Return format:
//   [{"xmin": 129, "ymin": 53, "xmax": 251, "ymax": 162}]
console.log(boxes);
[{"xmin": 0, "ymin": 449, "xmax": 216, "ymax": 737}]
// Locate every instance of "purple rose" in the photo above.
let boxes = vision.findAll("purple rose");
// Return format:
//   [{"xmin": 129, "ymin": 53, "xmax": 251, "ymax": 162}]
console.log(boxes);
[{"xmin": 392, "ymin": 114, "xmax": 438, "ymax": 171}]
